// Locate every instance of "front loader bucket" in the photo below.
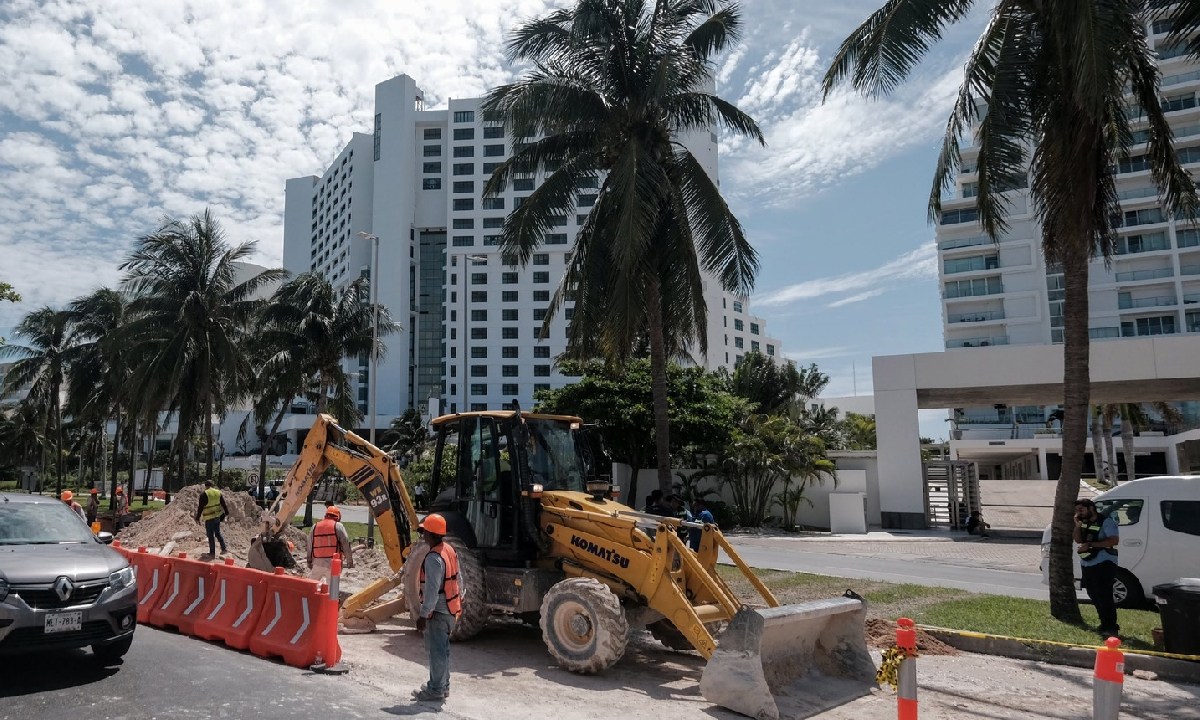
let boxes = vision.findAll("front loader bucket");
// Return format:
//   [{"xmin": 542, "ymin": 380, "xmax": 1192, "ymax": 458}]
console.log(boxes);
[
  {"xmin": 699, "ymin": 597, "xmax": 875, "ymax": 720},
  {"xmin": 247, "ymin": 536, "xmax": 295, "ymax": 573}
]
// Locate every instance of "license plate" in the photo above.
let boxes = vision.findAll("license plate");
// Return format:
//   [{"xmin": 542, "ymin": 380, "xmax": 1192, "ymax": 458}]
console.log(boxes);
[{"xmin": 44, "ymin": 611, "xmax": 82, "ymax": 633}]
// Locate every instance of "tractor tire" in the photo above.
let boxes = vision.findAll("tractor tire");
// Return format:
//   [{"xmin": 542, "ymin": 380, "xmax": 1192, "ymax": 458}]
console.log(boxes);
[
  {"xmin": 400, "ymin": 536, "xmax": 489, "ymax": 641},
  {"xmin": 540, "ymin": 578, "xmax": 628, "ymax": 674},
  {"xmin": 647, "ymin": 619, "xmax": 695, "ymax": 652}
]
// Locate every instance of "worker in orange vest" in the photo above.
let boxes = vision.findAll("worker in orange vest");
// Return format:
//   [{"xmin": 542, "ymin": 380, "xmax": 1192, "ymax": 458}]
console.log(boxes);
[
  {"xmin": 60, "ymin": 490, "xmax": 87, "ymax": 524},
  {"xmin": 307, "ymin": 506, "xmax": 354, "ymax": 586},
  {"xmin": 411, "ymin": 513, "xmax": 462, "ymax": 703}
]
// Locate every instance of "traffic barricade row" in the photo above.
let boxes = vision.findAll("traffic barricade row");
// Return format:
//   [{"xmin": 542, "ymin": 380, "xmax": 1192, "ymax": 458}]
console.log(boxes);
[{"xmin": 111, "ymin": 541, "xmax": 341, "ymax": 670}]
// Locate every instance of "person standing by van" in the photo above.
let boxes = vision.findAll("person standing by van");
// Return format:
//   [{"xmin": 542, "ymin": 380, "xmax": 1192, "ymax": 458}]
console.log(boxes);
[{"xmin": 1074, "ymin": 498, "xmax": 1120, "ymax": 637}]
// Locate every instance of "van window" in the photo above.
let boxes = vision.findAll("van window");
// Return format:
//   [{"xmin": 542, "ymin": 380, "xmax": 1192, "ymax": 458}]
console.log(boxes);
[
  {"xmin": 1161, "ymin": 500, "xmax": 1200, "ymax": 536},
  {"xmin": 1094, "ymin": 498, "xmax": 1145, "ymax": 526}
]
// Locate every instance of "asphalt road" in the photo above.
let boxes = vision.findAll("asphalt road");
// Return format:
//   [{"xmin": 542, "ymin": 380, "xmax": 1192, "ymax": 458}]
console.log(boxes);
[{"xmin": 0, "ymin": 627, "xmax": 433, "ymax": 719}]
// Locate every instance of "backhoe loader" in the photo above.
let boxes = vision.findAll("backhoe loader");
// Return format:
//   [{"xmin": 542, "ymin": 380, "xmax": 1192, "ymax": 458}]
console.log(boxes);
[{"xmin": 250, "ymin": 409, "xmax": 875, "ymax": 720}]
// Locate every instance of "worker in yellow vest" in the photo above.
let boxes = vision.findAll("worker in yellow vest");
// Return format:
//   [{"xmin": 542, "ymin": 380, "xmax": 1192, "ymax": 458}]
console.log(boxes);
[
  {"xmin": 193, "ymin": 480, "xmax": 229, "ymax": 558},
  {"xmin": 307, "ymin": 506, "xmax": 354, "ymax": 586}
]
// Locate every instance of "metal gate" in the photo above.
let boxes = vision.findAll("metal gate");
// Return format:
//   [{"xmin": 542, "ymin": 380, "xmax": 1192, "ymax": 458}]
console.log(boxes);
[{"xmin": 923, "ymin": 461, "xmax": 980, "ymax": 529}]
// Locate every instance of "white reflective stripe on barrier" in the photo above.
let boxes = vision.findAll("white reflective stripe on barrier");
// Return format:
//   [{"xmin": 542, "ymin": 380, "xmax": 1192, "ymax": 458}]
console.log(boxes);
[
  {"xmin": 260, "ymin": 592, "xmax": 283, "ymax": 636},
  {"xmin": 160, "ymin": 573, "xmax": 181, "ymax": 610},
  {"xmin": 139, "ymin": 567, "xmax": 160, "ymax": 606},
  {"xmin": 289, "ymin": 597, "xmax": 310, "ymax": 645},
  {"xmin": 206, "ymin": 580, "xmax": 227, "ymax": 621},
  {"xmin": 183, "ymin": 577, "xmax": 206, "ymax": 616},
  {"xmin": 232, "ymin": 586, "xmax": 255, "ymax": 629}
]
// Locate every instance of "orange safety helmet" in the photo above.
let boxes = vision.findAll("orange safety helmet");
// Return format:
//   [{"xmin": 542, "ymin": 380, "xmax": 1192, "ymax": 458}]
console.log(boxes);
[
  {"xmin": 89, "ymin": 488, "xmax": 99, "ymax": 494},
  {"xmin": 115, "ymin": 486, "xmax": 124, "ymax": 495},
  {"xmin": 419, "ymin": 513, "xmax": 448, "ymax": 535},
  {"xmin": 324, "ymin": 506, "xmax": 342, "ymax": 520},
  {"xmin": 60, "ymin": 490, "xmax": 74, "ymax": 502}
]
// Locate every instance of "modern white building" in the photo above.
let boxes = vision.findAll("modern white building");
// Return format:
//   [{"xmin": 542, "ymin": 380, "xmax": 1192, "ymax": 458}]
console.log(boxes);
[{"xmin": 281, "ymin": 74, "xmax": 780, "ymax": 424}]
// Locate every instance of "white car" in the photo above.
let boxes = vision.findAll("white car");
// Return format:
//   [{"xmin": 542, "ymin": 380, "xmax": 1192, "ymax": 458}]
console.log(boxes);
[{"xmin": 1040, "ymin": 476, "xmax": 1200, "ymax": 608}]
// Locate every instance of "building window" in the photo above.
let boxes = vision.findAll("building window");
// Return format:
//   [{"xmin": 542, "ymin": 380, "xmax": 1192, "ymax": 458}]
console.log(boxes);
[
  {"xmin": 502, "ymin": 346, "xmax": 519, "ymax": 359},
  {"xmin": 453, "ymin": 146, "xmax": 475, "ymax": 158},
  {"xmin": 751, "ymin": 341, "xmax": 760, "ymax": 352},
  {"xmin": 750, "ymin": 322, "xmax": 760, "ymax": 335},
  {"xmin": 512, "ymin": 178, "xmax": 535, "ymax": 192},
  {"xmin": 482, "ymin": 162, "xmax": 501, "ymax": 174},
  {"xmin": 734, "ymin": 337, "xmax": 744, "ymax": 349},
  {"xmin": 453, "ymin": 198, "xmax": 474, "ymax": 211},
  {"xmin": 453, "ymin": 218, "xmax": 474, "ymax": 229},
  {"xmin": 548, "ymin": 216, "xmax": 568, "ymax": 227},
  {"xmin": 471, "ymin": 347, "xmax": 488, "ymax": 359},
  {"xmin": 502, "ymin": 309, "xmax": 518, "ymax": 321},
  {"xmin": 471, "ymin": 309, "xmax": 487, "ymax": 322},
  {"xmin": 500, "ymin": 383, "xmax": 518, "ymax": 395},
  {"xmin": 533, "ymin": 290, "xmax": 550, "ymax": 302},
  {"xmin": 452, "ymin": 235, "xmax": 474, "ymax": 247},
  {"xmin": 422, "ymin": 178, "xmax": 442, "ymax": 190},
  {"xmin": 734, "ymin": 319, "xmax": 744, "ymax": 331},
  {"xmin": 373, "ymin": 113, "xmax": 382, "ymax": 160},
  {"xmin": 767, "ymin": 344, "xmax": 775, "ymax": 356},
  {"xmin": 534, "ymin": 365, "xmax": 551, "ymax": 377},
  {"xmin": 453, "ymin": 128, "xmax": 475, "ymax": 140},
  {"xmin": 484, "ymin": 126, "xmax": 504, "ymax": 139},
  {"xmin": 483, "ymin": 144, "xmax": 505, "ymax": 157},
  {"xmin": 502, "ymin": 365, "xmax": 519, "ymax": 378},
  {"xmin": 470, "ymin": 272, "xmax": 487, "ymax": 284},
  {"xmin": 471, "ymin": 290, "xmax": 487, "ymax": 303},
  {"xmin": 481, "ymin": 197, "xmax": 505, "ymax": 210},
  {"xmin": 453, "ymin": 181, "xmax": 475, "ymax": 194},
  {"xmin": 423, "ymin": 162, "xmax": 442, "ymax": 173},
  {"xmin": 470, "ymin": 364, "xmax": 487, "ymax": 377},
  {"xmin": 469, "ymin": 402, "xmax": 487, "ymax": 411},
  {"xmin": 502, "ymin": 290, "xmax": 518, "ymax": 302},
  {"xmin": 939, "ymin": 208, "xmax": 979, "ymax": 225},
  {"xmin": 454, "ymin": 110, "xmax": 475, "ymax": 123},
  {"xmin": 502, "ymin": 327, "xmax": 518, "ymax": 339},
  {"xmin": 576, "ymin": 214, "xmax": 589, "ymax": 225},
  {"xmin": 732, "ymin": 300, "xmax": 743, "ymax": 313},
  {"xmin": 502, "ymin": 272, "xmax": 519, "ymax": 284},
  {"xmin": 484, "ymin": 235, "xmax": 501, "ymax": 246},
  {"xmin": 533, "ymin": 308, "xmax": 547, "ymax": 321},
  {"xmin": 424, "ymin": 145, "xmax": 441, "ymax": 157},
  {"xmin": 944, "ymin": 276, "xmax": 1003, "ymax": 298},
  {"xmin": 546, "ymin": 233, "xmax": 568, "ymax": 245},
  {"xmin": 453, "ymin": 163, "xmax": 473, "ymax": 176},
  {"xmin": 533, "ymin": 271, "xmax": 549, "ymax": 283},
  {"xmin": 578, "ymin": 194, "xmax": 597, "ymax": 207},
  {"xmin": 470, "ymin": 383, "xmax": 487, "ymax": 395},
  {"xmin": 534, "ymin": 383, "xmax": 550, "ymax": 392},
  {"xmin": 470, "ymin": 327, "xmax": 487, "ymax": 340},
  {"xmin": 533, "ymin": 253, "xmax": 549, "ymax": 266},
  {"xmin": 564, "ymin": 308, "xmax": 574, "ymax": 320},
  {"xmin": 483, "ymin": 217, "xmax": 504, "ymax": 229},
  {"xmin": 534, "ymin": 346, "xmax": 550, "ymax": 359},
  {"xmin": 423, "ymin": 128, "xmax": 441, "ymax": 140}
]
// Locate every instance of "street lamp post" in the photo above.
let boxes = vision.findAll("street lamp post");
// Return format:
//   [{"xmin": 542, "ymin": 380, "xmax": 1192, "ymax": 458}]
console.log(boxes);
[{"xmin": 357, "ymin": 231, "xmax": 381, "ymax": 548}]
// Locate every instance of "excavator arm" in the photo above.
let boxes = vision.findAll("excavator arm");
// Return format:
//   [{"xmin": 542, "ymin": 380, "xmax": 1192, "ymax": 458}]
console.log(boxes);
[{"xmin": 248, "ymin": 413, "xmax": 419, "ymax": 575}]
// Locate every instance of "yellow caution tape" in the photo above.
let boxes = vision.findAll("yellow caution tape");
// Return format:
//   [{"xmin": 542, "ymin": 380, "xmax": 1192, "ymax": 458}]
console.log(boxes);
[{"xmin": 918, "ymin": 624, "xmax": 1200, "ymax": 662}]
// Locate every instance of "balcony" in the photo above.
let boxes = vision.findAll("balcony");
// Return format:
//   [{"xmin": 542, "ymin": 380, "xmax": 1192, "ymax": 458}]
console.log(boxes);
[
  {"xmin": 1162, "ymin": 68, "xmax": 1200, "ymax": 88},
  {"xmin": 1115, "ymin": 267, "xmax": 1174, "ymax": 282},
  {"xmin": 1118, "ymin": 295, "xmax": 1177, "ymax": 310},
  {"xmin": 1116, "ymin": 186, "xmax": 1159, "ymax": 201},
  {"xmin": 1113, "ymin": 232, "xmax": 1170, "ymax": 255},
  {"xmin": 939, "ymin": 235, "xmax": 995, "ymax": 251},
  {"xmin": 948, "ymin": 309, "xmax": 1005, "ymax": 323},
  {"xmin": 946, "ymin": 336, "xmax": 1009, "ymax": 348},
  {"xmin": 1184, "ymin": 293, "xmax": 1200, "ymax": 305},
  {"xmin": 1182, "ymin": 264, "xmax": 1200, "ymax": 276},
  {"xmin": 944, "ymin": 255, "xmax": 1000, "ymax": 274}
]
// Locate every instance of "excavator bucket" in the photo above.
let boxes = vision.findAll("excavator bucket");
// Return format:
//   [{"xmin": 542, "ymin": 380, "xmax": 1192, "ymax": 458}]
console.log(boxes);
[
  {"xmin": 699, "ymin": 597, "xmax": 876, "ymax": 720},
  {"xmin": 247, "ymin": 536, "xmax": 296, "ymax": 573}
]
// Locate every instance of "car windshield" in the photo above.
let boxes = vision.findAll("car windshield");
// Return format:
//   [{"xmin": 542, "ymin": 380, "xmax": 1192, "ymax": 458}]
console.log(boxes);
[
  {"xmin": 0, "ymin": 503, "xmax": 96, "ymax": 545},
  {"xmin": 523, "ymin": 418, "xmax": 586, "ymax": 492}
]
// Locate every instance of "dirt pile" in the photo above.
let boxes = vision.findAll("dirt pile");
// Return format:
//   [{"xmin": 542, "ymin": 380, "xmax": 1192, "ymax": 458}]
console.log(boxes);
[
  {"xmin": 339, "ymin": 545, "xmax": 399, "ymax": 594},
  {"xmin": 117, "ymin": 484, "xmax": 308, "ymax": 563},
  {"xmin": 865, "ymin": 618, "xmax": 958, "ymax": 656}
]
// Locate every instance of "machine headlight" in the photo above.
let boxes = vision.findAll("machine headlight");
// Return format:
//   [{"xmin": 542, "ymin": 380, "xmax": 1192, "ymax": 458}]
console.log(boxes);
[
  {"xmin": 109, "ymin": 567, "xmax": 135, "ymax": 592},
  {"xmin": 0, "ymin": 578, "xmax": 8, "ymax": 603}
]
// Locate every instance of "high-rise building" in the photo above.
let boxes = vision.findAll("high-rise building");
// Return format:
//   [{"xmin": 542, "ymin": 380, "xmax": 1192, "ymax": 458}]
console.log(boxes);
[{"xmin": 282, "ymin": 74, "xmax": 780, "ymax": 420}]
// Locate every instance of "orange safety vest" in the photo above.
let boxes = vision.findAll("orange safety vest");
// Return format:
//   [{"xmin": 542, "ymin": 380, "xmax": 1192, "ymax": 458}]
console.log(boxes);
[
  {"xmin": 311, "ymin": 519, "xmax": 341, "ymax": 559},
  {"xmin": 419, "ymin": 542, "xmax": 462, "ymax": 618}
]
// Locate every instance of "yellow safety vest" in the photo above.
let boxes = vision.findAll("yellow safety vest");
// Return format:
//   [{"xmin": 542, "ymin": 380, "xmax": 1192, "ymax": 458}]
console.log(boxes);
[{"xmin": 201, "ymin": 488, "xmax": 224, "ymax": 521}]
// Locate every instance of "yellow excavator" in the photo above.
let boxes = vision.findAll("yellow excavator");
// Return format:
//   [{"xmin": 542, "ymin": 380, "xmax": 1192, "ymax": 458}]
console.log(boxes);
[{"xmin": 249, "ymin": 409, "xmax": 874, "ymax": 720}]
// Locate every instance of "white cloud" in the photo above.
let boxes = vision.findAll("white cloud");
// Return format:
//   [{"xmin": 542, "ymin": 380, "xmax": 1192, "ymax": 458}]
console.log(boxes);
[
  {"xmin": 784, "ymin": 346, "xmax": 856, "ymax": 363},
  {"xmin": 756, "ymin": 242, "xmax": 938, "ymax": 308}
]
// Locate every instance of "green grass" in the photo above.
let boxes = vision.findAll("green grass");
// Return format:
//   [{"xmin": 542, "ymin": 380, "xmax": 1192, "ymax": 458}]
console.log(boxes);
[
  {"xmin": 718, "ymin": 565, "xmax": 1160, "ymax": 651},
  {"xmin": 290, "ymin": 518, "xmax": 381, "ymax": 544}
]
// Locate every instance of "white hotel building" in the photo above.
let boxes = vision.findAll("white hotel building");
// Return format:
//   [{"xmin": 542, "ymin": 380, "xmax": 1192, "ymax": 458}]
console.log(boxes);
[{"xmin": 281, "ymin": 74, "xmax": 780, "ymax": 424}]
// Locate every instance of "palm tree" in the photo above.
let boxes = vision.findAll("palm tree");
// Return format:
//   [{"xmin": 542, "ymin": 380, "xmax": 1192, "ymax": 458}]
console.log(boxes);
[
  {"xmin": 730, "ymin": 353, "xmax": 828, "ymax": 417},
  {"xmin": 120, "ymin": 209, "xmax": 285, "ymax": 490},
  {"xmin": 1, "ymin": 307, "xmax": 73, "ymax": 495},
  {"xmin": 0, "ymin": 401, "xmax": 46, "ymax": 483},
  {"xmin": 824, "ymin": 1, "xmax": 1199, "ymax": 623},
  {"xmin": 260, "ymin": 272, "xmax": 396, "ymax": 523},
  {"xmin": 482, "ymin": 0, "xmax": 764, "ymax": 498}
]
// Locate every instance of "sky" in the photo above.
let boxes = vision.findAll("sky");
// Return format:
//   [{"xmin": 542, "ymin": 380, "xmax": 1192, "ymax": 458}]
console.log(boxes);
[{"xmin": 0, "ymin": 0, "xmax": 987, "ymax": 439}]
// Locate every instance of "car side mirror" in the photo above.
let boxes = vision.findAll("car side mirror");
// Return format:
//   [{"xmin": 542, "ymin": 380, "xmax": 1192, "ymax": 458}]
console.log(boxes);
[{"xmin": 96, "ymin": 531, "xmax": 115, "ymax": 545}]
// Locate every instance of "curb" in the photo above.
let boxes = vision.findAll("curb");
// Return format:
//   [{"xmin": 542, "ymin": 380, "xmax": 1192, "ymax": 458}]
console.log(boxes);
[{"xmin": 920, "ymin": 626, "xmax": 1200, "ymax": 685}]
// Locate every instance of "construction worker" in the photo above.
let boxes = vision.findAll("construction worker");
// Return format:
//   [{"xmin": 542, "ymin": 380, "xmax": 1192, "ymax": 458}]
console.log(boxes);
[
  {"xmin": 114, "ymin": 485, "xmax": 129, "ymax": 516},
  {"xmin": 307, "ymin": 505, "xmax": 354, "ymax": 585},
  {"xmin": 60, "ymin": 490, "xmax": 87, "ymax": 523},
  {"xmin": 411, "ymin": 513, "xmax": 461, "ymax": 703},
  {"xmin": 193, "ymin": 480, "xmax": 229, "ymax": 558},
  {"xmin": 85, "ymin": 488, "xmax": 100, "ymax": 525},
  {"xmin": 1075, "ymin": 498, "xmax": 1121, "ymax": 637}
]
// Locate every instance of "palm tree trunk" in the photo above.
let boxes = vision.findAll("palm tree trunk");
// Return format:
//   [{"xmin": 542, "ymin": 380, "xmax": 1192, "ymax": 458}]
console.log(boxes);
[
  {"xmin": 143, "ymin": 425, "xmax": 156, "ymax": 505},
  {"xmin": 127, "ymin": 415, "xmax": 137, "ymax": 505},
  {"xmin": 1090, "ymin": 407, "xmax": 1106, "ymax": 485},
  {"xmin": 109, "ymin": 412, "xmax": 122, "ymax": 514},
  {"xmin": 205, "ymin": 397, "xmax": 215, "ymax": 483},
  {"xmin": 1102, "ymin": 409, "xmax": 1116, "ymax": 486},
  {"xmin": 303, "ymin": 381, "xmax": 329, "ymax": 526},
  {"xmin": 1120, "ymin": 405, "xmax": 1136, "ymax": 484},
  {"xmin": 55, "ymin": 393, "xmax": 63, "ymax": 496},
  {"xmin": 644, "ymin": 278, "xmax": 673, "ymax": 498},
  {"xmin": 1049, "ymin": 249, "xmax": 1088, "ymax": 624}
]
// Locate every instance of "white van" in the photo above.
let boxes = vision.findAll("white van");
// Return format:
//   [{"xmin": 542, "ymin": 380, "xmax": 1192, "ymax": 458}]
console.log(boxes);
[{"xmin": 1040, "ymin": 476, "xmax": 1200, "ymax": 607}]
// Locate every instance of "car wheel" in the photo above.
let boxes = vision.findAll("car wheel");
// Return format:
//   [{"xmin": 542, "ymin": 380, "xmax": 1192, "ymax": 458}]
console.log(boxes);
[
  {"xmin": 91, "ymin": 635, "xmax": 134, "ymax": 665},
  {"xmin": 1113, "ymin": 569, "xmax": 1147, "ymax": 609}
]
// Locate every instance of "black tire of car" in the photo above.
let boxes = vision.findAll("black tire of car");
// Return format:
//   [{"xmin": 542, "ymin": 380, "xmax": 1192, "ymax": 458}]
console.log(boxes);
[
  {"xmin": 91, "ymin": 635, "xmax": 133, "ymax": 664},
  {"xmin": 540, "ymin": 577, "xmax": 629, "ymax": 674},
  {"xmin": 1113, "ymin": 568, "xmax": 1147, "ymax": 609},
  {"xmin": 400, "ymin": 536, "xmax": 489, "ymax": 641}
]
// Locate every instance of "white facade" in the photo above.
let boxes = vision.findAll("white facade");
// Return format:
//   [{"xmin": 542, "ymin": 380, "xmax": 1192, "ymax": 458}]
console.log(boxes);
[{"xmin": 282, "ymin": 74, "xmax": 780, "ymax": 419}]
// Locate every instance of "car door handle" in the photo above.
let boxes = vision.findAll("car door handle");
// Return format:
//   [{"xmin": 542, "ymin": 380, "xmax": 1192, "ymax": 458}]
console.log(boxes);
[{"xmin": 1123, "ymin": 539, "xmax": 1142, "ymax": 547}]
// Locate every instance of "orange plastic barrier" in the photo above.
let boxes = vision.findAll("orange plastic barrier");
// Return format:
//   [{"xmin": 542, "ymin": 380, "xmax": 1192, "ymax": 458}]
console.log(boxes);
[
  {"xmin": 145, "ymin": 552, "xmax": 219, "ymax": 635},
  {"xmin": 126, "ymin": 547, "xmax": 173, "ymax": 623},
  {"xmin": 248, "ymin": 568, "xmax": 330, "ymax": 668},
  {"xmin": 193, "ymin": 558, "xmax": 270, "ymax": 650}
]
